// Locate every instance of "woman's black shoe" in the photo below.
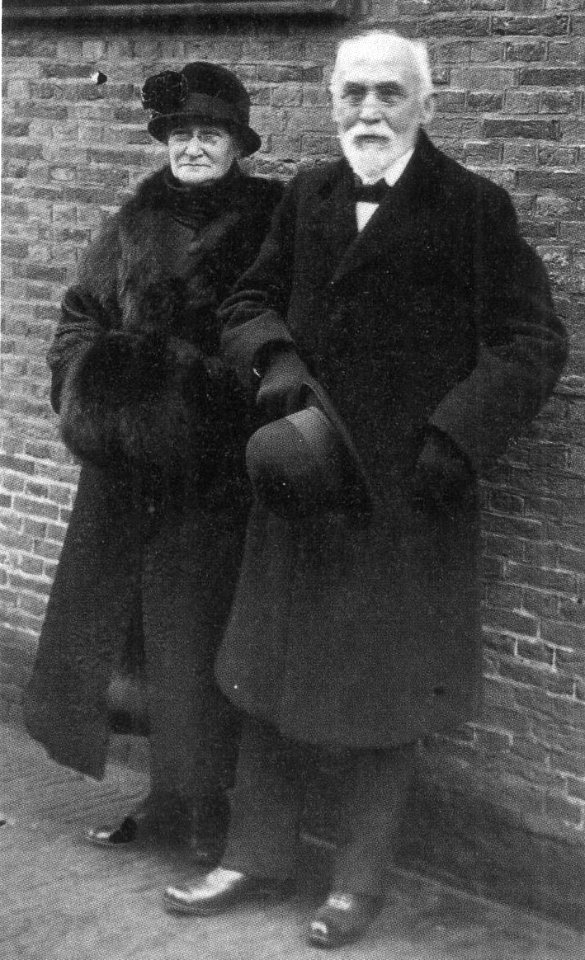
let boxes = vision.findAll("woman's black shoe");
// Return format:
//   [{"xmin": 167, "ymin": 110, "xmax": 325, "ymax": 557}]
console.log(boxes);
[
  {"xmin": 85, "ymin": 791, "xmax": 230, "ymax": 857},
  {"xmin": 85, "ymin": 793, "xmax": 193, "ymax": 847},
  {"xmin": 85, "ymin": 816, "xmax": 139, "ymax": 846}
]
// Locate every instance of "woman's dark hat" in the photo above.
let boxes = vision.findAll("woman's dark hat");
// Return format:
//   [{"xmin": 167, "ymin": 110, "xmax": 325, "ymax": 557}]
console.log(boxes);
[
  {"xmin": 142, "ymin": 62, "xmax": 261, "ymax": 156},
  {"xmin": 246, "ymin": 384, "xmax": 372, "ymax": 521}
]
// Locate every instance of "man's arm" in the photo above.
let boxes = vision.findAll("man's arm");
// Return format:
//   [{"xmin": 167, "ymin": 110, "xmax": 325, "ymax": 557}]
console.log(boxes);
[
  {"xmin": 428, "ymin": 186, "xmax": 567, "ymax": 474},
  {"xmin": 219, "ymin": 178, "xmax": 309, "ymax": 418}
]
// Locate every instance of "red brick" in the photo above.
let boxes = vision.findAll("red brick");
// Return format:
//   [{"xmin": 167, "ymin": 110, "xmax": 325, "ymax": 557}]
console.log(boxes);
[
  {"xmin": 483, "ymin": 630, "xmax": 517, "ymax": 656},
  {"xmin": 33, "ymin": 539, "xmax": 62, "ymax": 562},
  {"xmin": 499, "ymin": 658, "xmax": 575, "ymax": 696},
  {"xmin": 512, "ymin": 737, "xmax": 549, "ymax": 766},
  {"xmin": 555, "ymin": 649, "xmax": 585, "ymax": 673},
  {"xmin": 483, "ymin": 532, "xmax": 526, "ymax": 562},
  {"xmin": 42, "ymin": 63, "xmax": 97, "ymax": 80},
  {"xmin": 521, "ymin": 67, "xmax": 585, "ymax": 86},
  {"xmin": 522, "ymin": 586, "xmax": 562, "ymax": 619},
  {"xmin": 0, "ymin": 454, "xmax": 35, "ymax": 475},
  {"xmin": 451, "ymin": 67, "xmax": 516, "ymax": 90},
  {"xmin": 504, "ymin": 40, "xmax": 547, "ymax": 61},
  {"xmin": 464, "ymin": 140, "xmax": 503, "ymax": 164},
  {"xmin": 431, "ymin": 16, "xmax": 495, "ymax": 36},
  {"xmin": 516, "ymin": 638, "xmax": 554, "ymax": 665},
  {"xmin": 508, "ymin": 0, "xmax": 543, "ymax": 11},
  {"xmin": 483, "ymin": 513, "xmax": 543, "ymax": 540},
  {"xmin": 467, "ymin": 92, "xmax": 503, "ymax": 111},
  {"xmin": 12, "ymin": 496, "xmax": 59, "ymax": 521},
  {"xmin": 517, "ymin": 169, "xmax": 585, "ymax": 195},
  {"xmin": 540, "ymin": 90, "xmax": 581, "ymax": 114},
  {"xmin": 556, "ymin": 544, "xmax": 585, "ymax": 574},
  {"xmin": 8, "ymin": 573, "xmax": 51, "ymax": 596},
  {"xmin": 517, "ymin": 688, "xmax": 585, "ymax": 727},
  {"xmin": 558, "ymin": 597, "xmax": 585, "ymax": 625},
  {"xmin": 505, "ymin": 90, "xmax": 541, "ymax": 113},
  {"xmin": 483, "ymin": 118, "xmax": 561, "ymax": 139},
  {"xmin": 15, "ymin": 554, "xmax": 44, "ymax": 577},
  {"xmin": 505, "ymin": 561, "xmax": 576, "ymax": 595},
  {"xmin": 492, "ymin": 15, "xmax": 570, "ymax": 36}
]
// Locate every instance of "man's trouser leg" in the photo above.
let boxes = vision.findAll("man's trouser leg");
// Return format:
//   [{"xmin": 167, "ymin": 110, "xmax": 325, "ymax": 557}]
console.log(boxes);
[
  {"xmin": 221, "ymin": 716, "xmax": 311, "ymax": 881},
  {"xmin": 331, "ymin": 743, "xmax": 416, "ymax": 897}
]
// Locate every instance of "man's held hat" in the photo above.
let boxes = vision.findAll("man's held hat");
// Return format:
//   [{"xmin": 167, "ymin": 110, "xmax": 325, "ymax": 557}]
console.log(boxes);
[
  {"xmin": 142, "ymin": 62, "xmax": 261, "ymax": 156},
  {"xmin": 246, "ymin": 384, "xmax": 372, "ymax": 521}
]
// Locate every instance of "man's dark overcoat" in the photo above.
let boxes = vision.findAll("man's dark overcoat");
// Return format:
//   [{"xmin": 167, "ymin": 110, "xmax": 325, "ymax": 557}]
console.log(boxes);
[
  {"xmin": 216, "ymin": 132, "xmax": 567, "ymax": 749},
  {"xmin": 24, "ymin": 167, "xmax": 283, "ymax": 781}
]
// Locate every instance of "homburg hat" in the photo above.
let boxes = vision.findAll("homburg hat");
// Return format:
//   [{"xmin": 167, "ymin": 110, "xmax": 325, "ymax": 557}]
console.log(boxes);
[
  {"xmin": 246, "ymin": 383, "xmax": 372, "ymax": 521},
  {"xmin": 142, "ymin": 62, "xmax": 261, "ymax": 156}
]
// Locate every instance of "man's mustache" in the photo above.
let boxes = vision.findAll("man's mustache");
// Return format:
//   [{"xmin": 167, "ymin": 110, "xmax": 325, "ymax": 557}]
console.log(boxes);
[{"xmin": 348, "ymin": 126, "xmax": 393, "ymax": 142}]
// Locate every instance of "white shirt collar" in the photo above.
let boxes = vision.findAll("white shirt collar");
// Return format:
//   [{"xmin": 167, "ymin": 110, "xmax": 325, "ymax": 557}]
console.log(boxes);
[
  {"xmin": 353, "ymin": 148, "xmax": 415, "ymax": 232},
  {"xmin": 357, "ymin": 147, "xmax": 415, "ymax": 189}
]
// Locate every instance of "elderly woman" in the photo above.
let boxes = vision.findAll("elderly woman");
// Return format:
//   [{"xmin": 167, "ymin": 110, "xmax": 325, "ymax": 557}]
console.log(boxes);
[{"xmin": 24, "ymin": 63, "xmax": 283, "ymax": 863}]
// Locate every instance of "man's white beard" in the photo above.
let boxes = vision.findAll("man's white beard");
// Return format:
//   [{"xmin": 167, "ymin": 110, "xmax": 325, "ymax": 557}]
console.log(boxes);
[{"xmin": 339, "ymin": 128, "xmax": 400, "ymax": 183}]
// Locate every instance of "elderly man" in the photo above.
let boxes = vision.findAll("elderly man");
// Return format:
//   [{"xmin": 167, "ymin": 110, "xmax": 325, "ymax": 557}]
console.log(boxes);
[{"xmin": 164, "ymin": 31, "xmax": 566, "ymax": 948}]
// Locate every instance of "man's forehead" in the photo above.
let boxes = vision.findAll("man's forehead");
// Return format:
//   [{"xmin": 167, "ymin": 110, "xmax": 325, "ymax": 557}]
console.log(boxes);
[{"xmin": 337, "ymin": 52, "xmax": 417, "ymax": 88}]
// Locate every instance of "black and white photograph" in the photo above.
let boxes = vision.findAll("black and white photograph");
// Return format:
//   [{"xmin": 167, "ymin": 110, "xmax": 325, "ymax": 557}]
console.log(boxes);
[{"xmin": 1, "ymin": 1, "xmax": 584, "ymax": 957}]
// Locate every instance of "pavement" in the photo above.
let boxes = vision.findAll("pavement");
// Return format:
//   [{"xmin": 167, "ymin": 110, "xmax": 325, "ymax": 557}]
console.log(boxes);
[{"xmin": 1, "ymin": 722, "xmax": 584, "ymax": 960}]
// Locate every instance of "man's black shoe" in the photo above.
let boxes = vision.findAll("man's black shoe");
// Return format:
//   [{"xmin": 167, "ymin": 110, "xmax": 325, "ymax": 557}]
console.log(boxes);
[
  {"xmin": 163, "ymin": 867, "xmax": 288, "ymax": 915},
  {"xmin": 308, "ymin": 891, "xmax": 383, "ymax": 949}
]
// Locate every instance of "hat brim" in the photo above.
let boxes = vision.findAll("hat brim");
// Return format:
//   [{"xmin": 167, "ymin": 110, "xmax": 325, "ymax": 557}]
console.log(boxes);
[
  {"xmin": 246, "ymin": 381, "xmax": 373, "ymax": 521},
  {"xmin": 300, "ymin": 382, "xmax": 373, "ymax": 514},
  {"xmin": 148, "ymin": 112, "xmax": 261, "ymax": 155}
]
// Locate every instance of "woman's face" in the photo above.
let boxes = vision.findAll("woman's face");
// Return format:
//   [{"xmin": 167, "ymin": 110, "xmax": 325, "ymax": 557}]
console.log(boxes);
[{"xmin": 168, "ymin": 122, "xmax": 241, "ymax": 186}]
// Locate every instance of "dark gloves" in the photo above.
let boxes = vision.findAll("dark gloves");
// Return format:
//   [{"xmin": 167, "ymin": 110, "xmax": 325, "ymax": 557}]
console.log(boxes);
[
  {"xmin": 412, "ymin": 430, "xmax": 475, "ymax": 517},
  {"xmin": 254, "ymin": 346, "xmax": 311, "ymax": 421}
]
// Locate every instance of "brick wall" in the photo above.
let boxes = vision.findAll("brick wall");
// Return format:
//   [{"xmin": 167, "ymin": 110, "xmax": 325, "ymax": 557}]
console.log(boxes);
[{"xmin": 2, "ymin": 0, "xmax": 584, "ymax": 850}]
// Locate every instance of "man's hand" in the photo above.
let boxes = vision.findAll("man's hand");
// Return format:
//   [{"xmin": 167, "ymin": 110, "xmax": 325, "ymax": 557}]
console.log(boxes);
[
  {"xmin": 255, "ymin": 347, "xmax": 311, "ymax": 421},
  {"xmin": 412, "ymin": 430, "xmax": 475, "ymax": 518}
]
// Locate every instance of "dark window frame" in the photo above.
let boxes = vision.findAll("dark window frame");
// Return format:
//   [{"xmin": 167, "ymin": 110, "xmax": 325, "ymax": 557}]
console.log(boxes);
[{"xmin": 3, "ymin": 0, "xmax": 355, "ymax": 23}]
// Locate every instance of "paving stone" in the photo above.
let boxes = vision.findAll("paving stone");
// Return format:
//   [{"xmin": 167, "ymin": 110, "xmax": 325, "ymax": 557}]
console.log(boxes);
[{"xmin": 1, "ymin": 723, "xmax": 583, "ymax": 960}]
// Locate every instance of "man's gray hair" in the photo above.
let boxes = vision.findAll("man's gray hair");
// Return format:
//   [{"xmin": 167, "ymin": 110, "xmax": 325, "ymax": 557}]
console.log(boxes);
[{"xmin": 330, "ymin": 30, "xmax": 434, "ymax": 99}]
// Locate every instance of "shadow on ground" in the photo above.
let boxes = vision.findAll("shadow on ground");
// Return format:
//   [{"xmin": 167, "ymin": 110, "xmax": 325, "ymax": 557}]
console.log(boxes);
[{"xmin": 2, "ymin": 723, "xmax": 583, "ymax": 960}]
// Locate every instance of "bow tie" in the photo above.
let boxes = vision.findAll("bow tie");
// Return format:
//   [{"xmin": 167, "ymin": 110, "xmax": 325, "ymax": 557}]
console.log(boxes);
[{"xmin": 354, "ymin": 179, "xmax": 391, "ymax": 203}]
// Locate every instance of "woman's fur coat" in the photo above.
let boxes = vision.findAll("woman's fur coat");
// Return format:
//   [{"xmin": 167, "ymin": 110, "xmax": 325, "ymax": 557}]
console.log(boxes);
[{"xmin": 24, "ymin": 167, "xmax": 283, "ymax": 785}]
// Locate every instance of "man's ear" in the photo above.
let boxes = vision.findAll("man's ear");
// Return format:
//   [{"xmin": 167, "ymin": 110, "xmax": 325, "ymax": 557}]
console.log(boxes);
[{"xmin": 420, "ymin": 92, "xmax": 436, "ymax": 126}]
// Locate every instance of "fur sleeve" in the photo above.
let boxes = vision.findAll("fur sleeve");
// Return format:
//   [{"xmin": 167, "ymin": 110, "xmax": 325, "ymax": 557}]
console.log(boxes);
[
  {"xmin": 48, "ymin": 213, "xmax": 122, "ymax": 412},
  {"xmin": 59, "ymin": 330, "xmax": 217, "ymax": 479}
]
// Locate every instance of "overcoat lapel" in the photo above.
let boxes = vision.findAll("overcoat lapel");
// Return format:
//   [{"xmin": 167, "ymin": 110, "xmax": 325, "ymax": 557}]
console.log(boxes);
[
  {"xmin": 329, "ymin": 133, "xmax": 444, "ymax": 288},
  {"xmin": 308, "ymin": 160, "xmax": 357, "ymax": 279}
]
